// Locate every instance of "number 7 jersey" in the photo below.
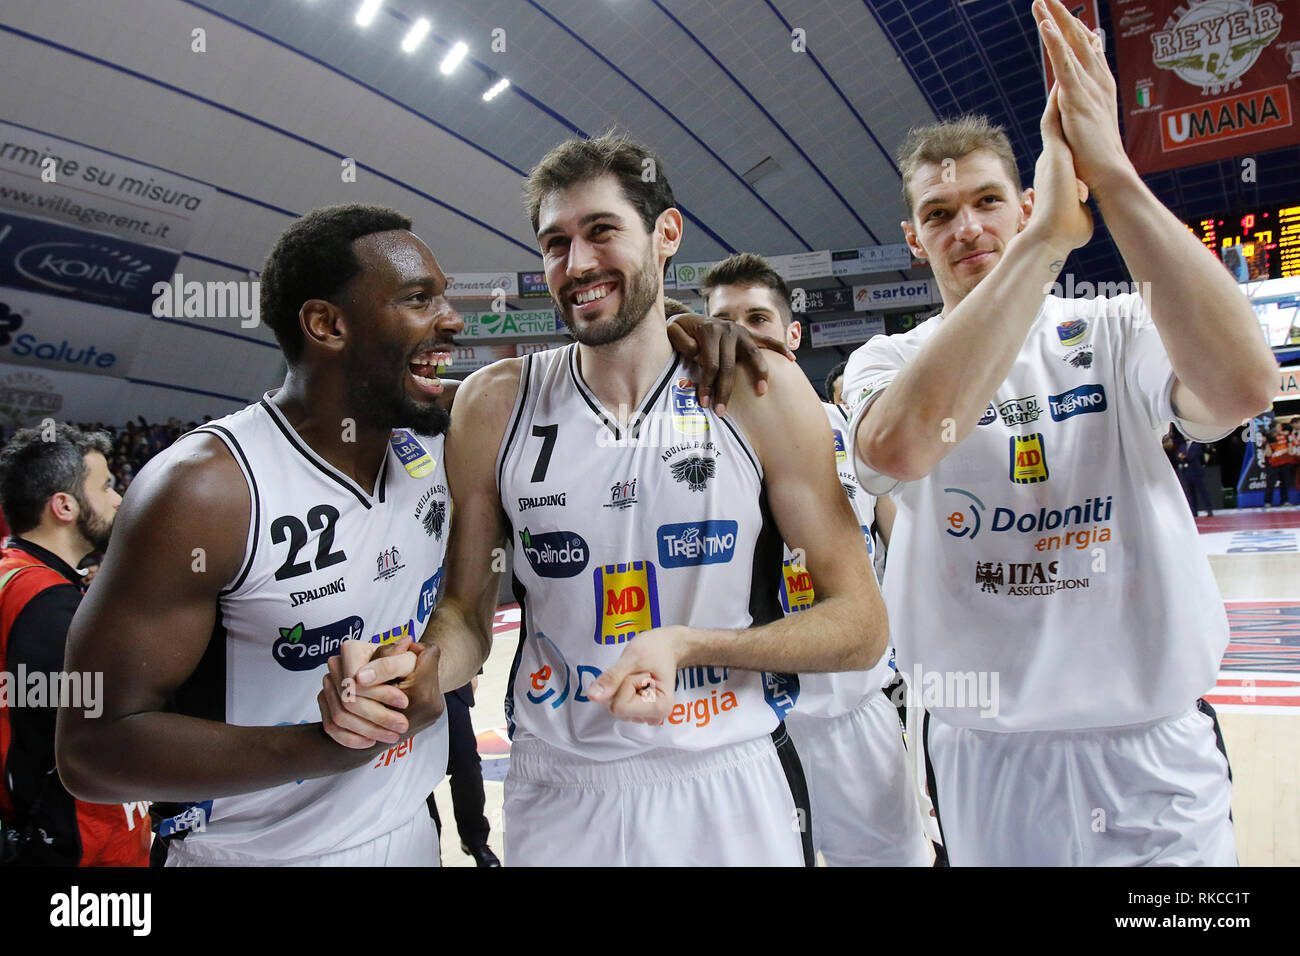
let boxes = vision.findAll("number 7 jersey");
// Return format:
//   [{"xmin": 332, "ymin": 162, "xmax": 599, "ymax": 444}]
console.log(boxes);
[
  {"xmin": 498, "ymin": 345, "xmax": 790, "ymax": 761},
  {"xmin": 155, "ymin": 394, "xmax": 450, "ymax": 861}
]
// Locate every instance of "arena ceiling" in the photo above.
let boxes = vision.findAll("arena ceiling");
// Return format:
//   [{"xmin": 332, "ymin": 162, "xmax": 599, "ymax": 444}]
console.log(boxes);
[{"xmin": 1, "ymin": 0, "xmax": 1296, "ymax": 422}]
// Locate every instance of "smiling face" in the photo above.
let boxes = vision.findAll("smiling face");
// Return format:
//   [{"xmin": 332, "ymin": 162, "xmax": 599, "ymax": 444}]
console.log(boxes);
[
  {"xmin": 339, "ymin": 230, "xmax": 464, "ymax": 435},
  {"xmin": 536, "ymin": 174, "xmax": 678, "ymax": 347},
  {"xmin": 902, "ymin": 148, "xmax": 1033, "ymax": 311}
]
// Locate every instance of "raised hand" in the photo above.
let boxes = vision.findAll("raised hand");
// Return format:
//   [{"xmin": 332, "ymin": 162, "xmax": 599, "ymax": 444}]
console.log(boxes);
[
  {"xmin": 666, "ymin": 312, "xmax": 794, "ymax": 416},
  {"xmin": 1027, "ymin": 85, "xmax": 1094, "ymax": 259},
  {"xmin": 1033, "ymin": 0, "xmax": 1131, "ymax": 193}
]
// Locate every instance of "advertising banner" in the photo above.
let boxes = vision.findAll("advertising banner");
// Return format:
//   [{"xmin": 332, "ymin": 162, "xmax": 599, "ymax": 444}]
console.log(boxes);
[
  {"xmin": 0, "ymin": 211, "xmax": 181, "ymax": 314},
  {"xmin": 0, "ymin": 120, "xmax": 215, "ymax": 251},
  {"xmin": 443, "ymin": 271, "xmax": 519, "ymax": 299},
  {"xmin": 1114, "ymin": 0, "xmax": 1299, "ymax": 174},
  {"xmin": 457, "ymin": 309, "xmax": 563, "ymax": 338},
  {"xmin": 0, "ymin": 280, "xmax": 148, "ymax": 378},
  {"xmin": 809, "ymin": 315, "xmax": 886, "ymax": 348},
  {"xmin": 852, "ymin": 278, "xmax": 939, "ymax": 311},
  {"xmin": 830, "ymin": 244, "xmax": 915, "ymax": 276}
]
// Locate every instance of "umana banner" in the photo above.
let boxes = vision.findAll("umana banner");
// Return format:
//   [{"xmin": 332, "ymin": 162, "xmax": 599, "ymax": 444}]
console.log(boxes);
[{"xmin": 1114, "ymin": 0, "xmax": 1299, "ymax": 174}]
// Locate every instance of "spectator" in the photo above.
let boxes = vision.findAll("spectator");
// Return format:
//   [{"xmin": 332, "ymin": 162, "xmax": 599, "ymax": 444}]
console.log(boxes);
[
  {"xmin": 0, "ymin": 423, "xmax": 146, "ymax": 865},
  {"xmin": 1175, "ymin": 432, "xmax": 1214, "ymax": 517}
]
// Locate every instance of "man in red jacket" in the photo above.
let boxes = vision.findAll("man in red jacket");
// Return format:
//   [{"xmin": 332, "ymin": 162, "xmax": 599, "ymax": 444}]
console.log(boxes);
[{"xmin": 0, "ymin": 422, "xmax": 146, "ymax": 865}]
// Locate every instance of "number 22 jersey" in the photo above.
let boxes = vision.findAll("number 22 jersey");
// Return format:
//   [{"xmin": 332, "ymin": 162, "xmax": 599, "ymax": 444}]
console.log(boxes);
[{"xmin": 156, "ymin": 394, "xmax": 450, "ymax": 861}]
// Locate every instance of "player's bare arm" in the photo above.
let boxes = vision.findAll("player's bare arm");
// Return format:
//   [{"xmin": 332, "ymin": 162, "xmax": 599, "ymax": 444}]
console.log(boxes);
[
  {"xmin": 319, "ymin": 358, "xmax": 520, "ymax": 748},
  {"xmin": 1035, "ymin": 0, "xmax": 1276, "ymax": 429},
  {"xmin": 856, "ymin": 86, "xmax": 1093, "ymax": 483},
  {"xmin": 56, "ymin": 436, "xmax": 418, "ymax": 804},
  {"xmin": 590, "ymin": 356, "xmax": 887, "ymax": 721}
]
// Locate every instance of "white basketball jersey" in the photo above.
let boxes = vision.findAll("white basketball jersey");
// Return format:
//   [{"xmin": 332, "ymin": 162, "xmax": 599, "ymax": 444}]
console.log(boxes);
[
  {"xmin": 155, "ymin": 394, "xmax": 450, "ymax": 860},
  {"xmin": 498, "ymin": 345, "xmax": 791, "ymax": 761},
  {"xmin": 781, "ymin": 403, "xmax": 895, "ymax": 718}
]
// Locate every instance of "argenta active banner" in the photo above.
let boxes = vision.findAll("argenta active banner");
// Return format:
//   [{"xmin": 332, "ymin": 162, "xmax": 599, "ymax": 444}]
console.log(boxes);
[{"xmin": 1113, "ymin": 0, "xmax": 1299, "ymax": 174}]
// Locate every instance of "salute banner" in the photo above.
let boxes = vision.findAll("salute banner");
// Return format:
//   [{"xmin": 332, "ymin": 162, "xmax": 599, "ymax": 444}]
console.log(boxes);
[{"xmin": 1114, "ymin": 0, "xmax": 1300, "ymax": 174}]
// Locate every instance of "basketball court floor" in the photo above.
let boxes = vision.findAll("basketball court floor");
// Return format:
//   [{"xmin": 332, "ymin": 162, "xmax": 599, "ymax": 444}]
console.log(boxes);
[{"xmin": 430, "ymin": 505, "xmax": 1300, "ymax": 867}]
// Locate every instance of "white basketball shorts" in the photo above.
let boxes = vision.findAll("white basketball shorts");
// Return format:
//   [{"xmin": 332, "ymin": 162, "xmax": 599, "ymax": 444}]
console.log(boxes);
[
  {"xmin": 503, "ymin": 727, "xmax": 812, "ymax": 866},
  {"xmin": 164, "ymin": 807, "xmax": 439, "ymax": 866},
  {"xmin": 785, "ymin": 689, "xmax": 931, "ymax": 866},
  {"xmin": 923, "ymin": 701, "xmax": 1237, "ymax": 866}
]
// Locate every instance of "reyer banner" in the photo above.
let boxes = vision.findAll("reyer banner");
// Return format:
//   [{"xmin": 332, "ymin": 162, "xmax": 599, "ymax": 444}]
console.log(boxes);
[{"xmin": 1114, "ymin": 0, "xmax": 1300, "ymax": 174}]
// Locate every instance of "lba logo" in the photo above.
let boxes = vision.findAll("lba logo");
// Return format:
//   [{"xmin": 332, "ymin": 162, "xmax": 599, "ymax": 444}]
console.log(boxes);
[{"xmin": 593, "ymin": 561, "xmax": 661, "ymax": 645}]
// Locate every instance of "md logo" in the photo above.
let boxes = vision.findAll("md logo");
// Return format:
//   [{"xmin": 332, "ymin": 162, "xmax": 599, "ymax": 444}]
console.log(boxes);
[
  {"xmin": 656, "ymin": 520, "xmax": 738, "ymax": 568},
  {"xmin": 593, "ymin": 561, "xmax": 661, "ymax": 645},
  {"xmin": 273, "ymin": 615, "xmax": 364, "ymax": 671}
]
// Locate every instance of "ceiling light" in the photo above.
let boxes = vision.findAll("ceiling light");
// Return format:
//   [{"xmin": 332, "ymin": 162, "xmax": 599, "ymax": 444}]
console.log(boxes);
[
  {"xmin": 482, "ymin": 77, "xmax": 511, "ymax": 101},
  {"xmin": 401, "ymin": 17, "xmax": 431, "ymax": 52},
  {"xmin": 355, "ymin": 0, "xmax": 382, "ymax": 27},
  {"xmin": 440, "ymin": 41, "xmax": 468, "ymax": 75}
]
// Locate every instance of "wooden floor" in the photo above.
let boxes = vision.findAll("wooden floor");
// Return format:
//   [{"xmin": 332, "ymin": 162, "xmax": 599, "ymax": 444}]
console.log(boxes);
[{"xmin": 432, "ymin": 508, "xmax": 1300, "ymax": 867}]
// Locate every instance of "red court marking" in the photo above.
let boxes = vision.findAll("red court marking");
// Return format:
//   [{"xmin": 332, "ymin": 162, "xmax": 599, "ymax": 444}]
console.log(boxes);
[
  {"xmin": 1211, "ymin": 601, "xmax": 1300, "ymax": 710},
  {"xmin": 1196, "ymin": 510, "xmax": 1300, "ymax": 533},
  {"xmin": 475, "ymin": 726, "xmax": 511, "ymax": 756},
  {"xmin": 493, "ymin": 603, "xmax": 521, "ymax": 638}
]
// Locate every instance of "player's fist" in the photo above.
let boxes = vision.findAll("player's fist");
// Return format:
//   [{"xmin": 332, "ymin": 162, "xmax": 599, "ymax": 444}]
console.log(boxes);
[{"xmin": 588, "ymin": 625, "xmax": 688, "ymax": 724}]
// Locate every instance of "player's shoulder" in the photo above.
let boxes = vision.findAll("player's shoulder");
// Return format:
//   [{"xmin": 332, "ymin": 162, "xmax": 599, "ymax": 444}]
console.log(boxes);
[
  {"xmin": 455, "ymin": 356, "xmax": 526, "ymax": 416},
  {"xmin": 125, "ymin": 429, "xmax": 248, "ymax": 525}
]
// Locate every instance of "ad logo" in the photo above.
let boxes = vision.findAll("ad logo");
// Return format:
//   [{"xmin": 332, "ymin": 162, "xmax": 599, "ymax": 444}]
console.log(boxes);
[
  {"xmin": 1056, "ymin": 319, "xmax": 1088, "ymax": 346},
  {"xmin": 593, "ymin": 561, "xmax": 661, "ymax": 645},
  {"xmin": 671, "ymin": 378, "xmax": 709, "ymax": 434},
  {"xmin": 944, "ymin": 487, "xmax": 987, "ymax": 539},
  {"xmin": 996, "ymin": 395, "xmax": 1043, "ymax": 426},
  {"xmin": 977, "ymin": 402, "xmax": 997, "ymax": 426},
  {"xmin": 373, "ymin": 545, "xmax": 405, "ymax": 581},
  {"xmin": 779, "ymin": 559, "xmax": 815, "ymax": 614},
  {"xmin": 832, "ymin": 428, "xmax": 848, "ymax": 463},
  {"xmin": 1009, "ymin": 433, "xmax": 1049, "ymax": 484},
  {"xmin": 519, "ymin": 528, "xmax": 589, "ymax": 578},
  {"xmin": 518, "ymin": 493, "xmax": 566, "ymax": 512},
  {"xmin": 656, "ymin": 520, "xmax": 738, "ymax": 568},
  {"xmin": 390, "ymin": 429, "xmax": 435, "ymax": 478},
  {"xmin": 1049, "ymin": 384, "xmax": 1108, "ymax": 422},
  {"xmin": 603, "ymin": 477, "xmax": 638, "ymax": 511},
  {"xmin": 273, "ymin": 616, "xmax": 364, "ymax": 671},
  {"xmin": 416, "ymin": 568, "xmax": 442, "ymax": 623}
]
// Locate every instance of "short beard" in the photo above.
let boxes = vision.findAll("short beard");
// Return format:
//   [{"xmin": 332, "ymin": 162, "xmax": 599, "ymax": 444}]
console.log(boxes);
[
  {"xmin": 74, "ymin": 494, "xmax": 113, "ymax": 552},
  {"xmin": 558, "ymin": 254, "xmax": 659, "ymax": 347},
  {"xmin": 345, "ymin": 340, "xmax": 451, "ymax": 437}
]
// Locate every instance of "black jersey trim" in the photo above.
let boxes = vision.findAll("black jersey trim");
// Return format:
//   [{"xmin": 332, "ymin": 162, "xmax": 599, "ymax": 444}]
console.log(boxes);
[
  {"xmin": 748, "ymin": 482, "xmax": 786, "ymax": 627},
  {"xmin": 567, "ymin": 345, "xmax": 621, "ymax": 439},
  {"xmin": 567, "ymin": 346, "xmax": 680, "ymax": 442},
  {"xmin": 503, "ymin": 573, "xmax": 530, "ymax": 741},
  {"xmin": 497, "ymin": 353, "xmax": 534, "ymax": 494},
  {"xmin": 832, "ymin": 403, "xmax": 850, "ymax": 424},
  {"xmin": 197, "ymin": 425, "xmax": 260, "ymax": 596},
  {"xmin": 717, "ymin": 414, "xmax": 763, "ymax": 484},
  {"xmin": 376, "ymin": 451, "xmax": 389, "ymax": 504},
  {"xmin": 921, "ymin": 711, "xmax": 951, "ymax": 859},
  {"xmin": 771, "ymin": 724, "xmax": 815, "ymax": 867},
  {"xmin": 258, "ymin": 397, "xmax": 374, "ymax": 510},
  {"xmin": 629, "ymin": 356, "xmax": 680, "ymax": 441}
]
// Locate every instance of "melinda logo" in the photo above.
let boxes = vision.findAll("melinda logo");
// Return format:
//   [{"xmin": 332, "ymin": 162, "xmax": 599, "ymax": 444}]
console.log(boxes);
[
  {"xmin": 272, "ymin": 616, "xmax": 364, "ymax": 671},
  {"xmin": 656, "ymin": 520, "xmax": 738, "ymax": 568},
  {"xmin": 519, "ymin": 528, "xmax": 589, "ymax": 578},
  {"xmin": 1049, "ymin": 384, "xmax": 1108, "ymax": 422}
]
